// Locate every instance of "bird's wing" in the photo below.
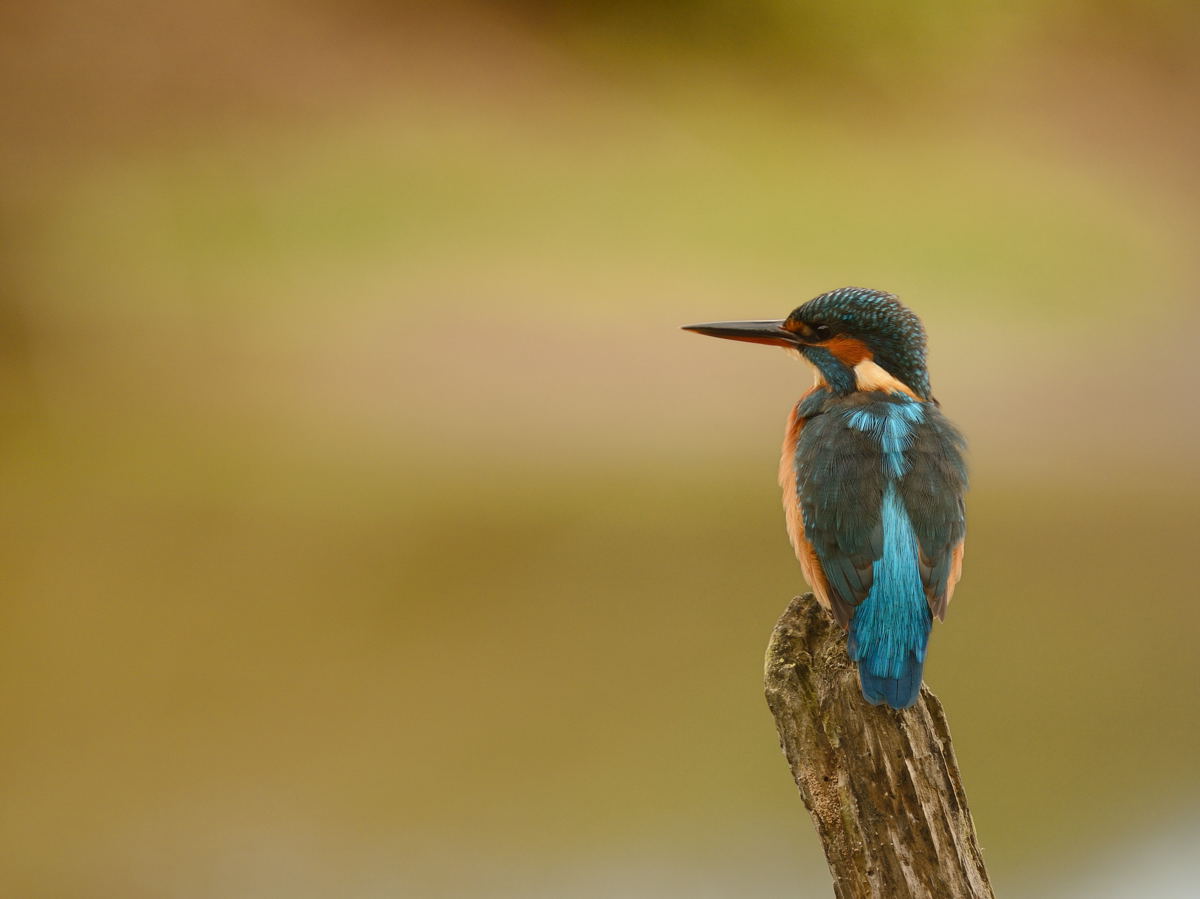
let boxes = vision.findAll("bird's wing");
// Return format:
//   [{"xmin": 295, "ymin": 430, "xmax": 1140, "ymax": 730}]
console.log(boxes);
[
  {"xmin": 790, "ymin": 404, "xmax": 885, "ymax": 627},
  {"xmin": 790, "ymin": 398, "xmax": 967, "ymax": 625},
  {"xmin": 780, "ymin": 388, "xmax": 860, "ymax": 625},
  {"xmin": 899, "ymin": 406, "xmax": 968, "ymax": 620}
]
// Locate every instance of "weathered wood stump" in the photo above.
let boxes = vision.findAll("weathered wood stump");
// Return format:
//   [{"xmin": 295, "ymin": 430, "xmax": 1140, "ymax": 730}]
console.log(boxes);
[{"xmin": 764, "ymin": 594, "xmax": 995, "ymax": 899}]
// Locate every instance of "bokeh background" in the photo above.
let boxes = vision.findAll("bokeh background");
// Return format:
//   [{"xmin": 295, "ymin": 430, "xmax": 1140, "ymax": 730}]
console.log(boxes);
[{"xmin": 2, "ymin": 1, "xmax": 1199, "ymax": 896}]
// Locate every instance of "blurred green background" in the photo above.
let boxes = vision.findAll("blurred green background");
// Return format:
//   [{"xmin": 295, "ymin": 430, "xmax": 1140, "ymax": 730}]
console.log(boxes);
[{"xmin": 2, "ymin": 1, "xmax": 1199, "ymax": 896}]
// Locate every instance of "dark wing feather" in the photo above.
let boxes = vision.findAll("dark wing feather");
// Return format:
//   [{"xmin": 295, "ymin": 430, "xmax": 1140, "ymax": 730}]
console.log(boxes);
[
  {"xmin": 793, "ymin": 396, "xmax": 968, "ymax": 624},
  {"xmin": 793, "ymin": 401, "xmax": 885, "ymax": 626},
  {"xmin": 898, "ymin": 405, "xmax": 968, "ymax": 619}
]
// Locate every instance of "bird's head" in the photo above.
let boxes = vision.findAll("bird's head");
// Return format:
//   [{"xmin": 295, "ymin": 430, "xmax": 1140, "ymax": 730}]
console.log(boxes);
[{"xmin": 682, "ymin": 287, "xmax": 931, "ymax": 400}]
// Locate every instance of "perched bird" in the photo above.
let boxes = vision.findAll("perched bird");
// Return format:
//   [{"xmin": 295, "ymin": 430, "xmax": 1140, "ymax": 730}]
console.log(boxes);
[{"xmin": 683, "ymin": 288, "xmax": 967, "ymax": 709}]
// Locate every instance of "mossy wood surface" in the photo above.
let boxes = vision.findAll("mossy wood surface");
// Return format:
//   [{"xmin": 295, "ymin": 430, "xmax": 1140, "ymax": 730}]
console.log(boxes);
[{"xmin": 764, "ymin": 595, "xmax": 995, "ymax": 899}]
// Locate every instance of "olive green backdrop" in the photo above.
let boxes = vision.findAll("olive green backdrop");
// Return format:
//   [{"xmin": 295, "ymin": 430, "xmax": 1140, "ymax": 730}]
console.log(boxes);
[{"xmin": 2, "ymin": 2, "xmax": 1198, "ymax": 896}]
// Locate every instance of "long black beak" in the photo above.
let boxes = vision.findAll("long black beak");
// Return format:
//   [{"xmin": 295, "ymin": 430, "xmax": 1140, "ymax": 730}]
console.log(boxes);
[{"xmin": 681, "ymin": 319, "xmax": 798, "ymax": 348}]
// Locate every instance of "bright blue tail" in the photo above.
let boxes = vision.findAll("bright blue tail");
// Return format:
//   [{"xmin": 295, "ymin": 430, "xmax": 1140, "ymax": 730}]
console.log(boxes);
[
  {"xmin": 854, "ymin": 649, "xmax": 926, "ymax": 709},
  {"xmin": 847, "ymin": 483, "xmax": 932, "ymax": 710}
]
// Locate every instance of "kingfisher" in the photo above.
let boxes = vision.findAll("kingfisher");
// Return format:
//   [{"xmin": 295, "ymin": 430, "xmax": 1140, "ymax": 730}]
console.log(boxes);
[{"xmin": 683, "ymin": 287, "xmax": 967, "ymax": 709}]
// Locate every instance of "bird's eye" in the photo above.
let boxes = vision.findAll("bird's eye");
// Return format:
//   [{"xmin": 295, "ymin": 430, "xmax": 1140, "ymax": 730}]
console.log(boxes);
[{"xmin": 812, "ymin": 324, "xmax": 833, "ymax": 340}]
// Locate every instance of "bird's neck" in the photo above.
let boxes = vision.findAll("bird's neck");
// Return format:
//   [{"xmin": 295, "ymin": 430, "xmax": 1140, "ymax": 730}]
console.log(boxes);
[{"xmin": 794, "ymin": 346, "xmax": 925, "ymax": 400}]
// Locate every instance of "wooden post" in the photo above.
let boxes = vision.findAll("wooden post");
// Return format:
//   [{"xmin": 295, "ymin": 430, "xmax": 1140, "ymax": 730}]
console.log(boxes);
[{"xmin": 764, "ymin": 594, "xmax": 995, "ymax": 899}]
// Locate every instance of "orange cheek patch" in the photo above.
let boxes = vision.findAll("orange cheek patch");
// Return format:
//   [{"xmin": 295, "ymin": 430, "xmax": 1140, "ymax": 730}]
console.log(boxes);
[{"xmin": 820, "ymin": 336, "xmax": 873, "ymax": 366}]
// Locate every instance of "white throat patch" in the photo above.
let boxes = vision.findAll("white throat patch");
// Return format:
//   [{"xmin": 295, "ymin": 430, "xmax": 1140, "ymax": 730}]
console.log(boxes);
[{"xmin": 853, "ymin": 359, "xmax": 919, "ymax": 398}]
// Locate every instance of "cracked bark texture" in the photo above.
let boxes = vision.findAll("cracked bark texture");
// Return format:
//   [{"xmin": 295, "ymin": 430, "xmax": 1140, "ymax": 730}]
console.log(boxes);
[{"xmin": 764, "ymin": 594, "xmax": 995, "ymax": 899}]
